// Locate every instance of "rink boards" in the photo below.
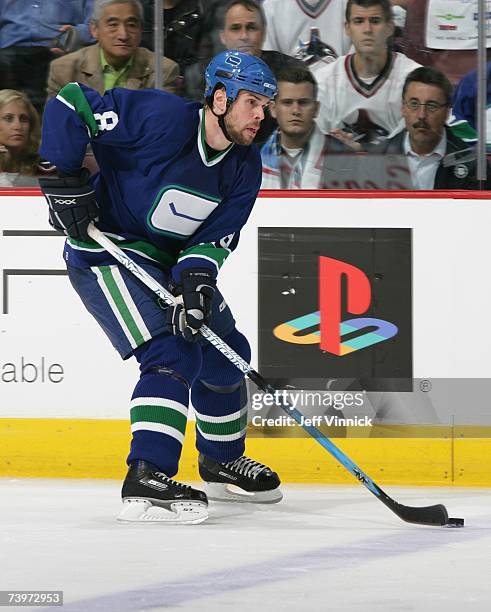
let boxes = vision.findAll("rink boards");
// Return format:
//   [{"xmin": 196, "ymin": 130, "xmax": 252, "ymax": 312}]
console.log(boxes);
[{"xmin": 1, "ymin": 188, "xmax": 491, "ymax": 484}]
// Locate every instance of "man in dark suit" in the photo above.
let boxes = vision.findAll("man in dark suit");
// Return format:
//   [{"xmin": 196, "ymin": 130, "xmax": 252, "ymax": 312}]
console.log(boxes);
[{"xmin": 372, "ymin": 66, "xmax": 490, "ymax": 190}]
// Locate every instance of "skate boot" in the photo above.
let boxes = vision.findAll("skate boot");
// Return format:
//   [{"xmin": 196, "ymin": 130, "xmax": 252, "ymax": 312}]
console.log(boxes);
[
  {"xmin": 198, "ymin": 453, "xmax": 282, "ymax": 503},
  {"xmin": 118, "ymin": 460, "xmax": 208, "ymax": 524}
]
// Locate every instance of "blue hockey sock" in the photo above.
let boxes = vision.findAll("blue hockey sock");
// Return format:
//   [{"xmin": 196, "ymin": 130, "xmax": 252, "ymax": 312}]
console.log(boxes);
[
  {"xmin": 127, "ymin": 371, "xmax": 189, "ymax": 477},
  {"xmin": 192, "ymin": 379, "xmax": 248, "ymax": 462},
  {"xmin": 191, "ymin": 328, "xmax": 250, "ymax": 462}
]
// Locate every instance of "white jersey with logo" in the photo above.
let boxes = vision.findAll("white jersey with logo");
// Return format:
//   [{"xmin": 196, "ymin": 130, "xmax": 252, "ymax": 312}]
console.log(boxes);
[
  {"xmin": 316, "ymin": 52, "xmax": 421, "ymax": 138},
  {"xmin": 262, "ymin": 0, "xmax": 351, "ymax": 59}
]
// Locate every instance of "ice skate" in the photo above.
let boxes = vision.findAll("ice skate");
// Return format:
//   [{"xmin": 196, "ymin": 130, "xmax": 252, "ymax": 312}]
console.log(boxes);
[
  {"xmin": 118, "ymin": 460, "xmax": 208, "ymax": 524},
  {"xmin": 198, "ymin": 454, "xmax": 282, "ymax": 503}
]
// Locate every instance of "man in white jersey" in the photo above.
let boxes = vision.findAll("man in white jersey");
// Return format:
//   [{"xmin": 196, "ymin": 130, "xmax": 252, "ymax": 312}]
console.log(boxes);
[
  {"xmin": 261, "ymin": 0, "xmax": 351, "ymax": 60},
  {"xmin": 316, "ymin": 0, "xmax": 420, "ymax": 146}
]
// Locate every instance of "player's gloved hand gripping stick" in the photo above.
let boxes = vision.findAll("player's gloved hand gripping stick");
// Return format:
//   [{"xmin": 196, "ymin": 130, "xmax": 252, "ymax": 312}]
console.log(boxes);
[
  {"xmin": 87, "ymin": 223, "xmax": 464, "ymax": 528},
  {"xmin": 167, "ymin": 269, "xmax": 216, "ymax": 342}
]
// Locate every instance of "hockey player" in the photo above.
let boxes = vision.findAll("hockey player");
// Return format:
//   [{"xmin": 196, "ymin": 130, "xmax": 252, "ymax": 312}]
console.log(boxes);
[{"xmin": 39, "ymin": 50, "xmax": 281, "ymax": 524}]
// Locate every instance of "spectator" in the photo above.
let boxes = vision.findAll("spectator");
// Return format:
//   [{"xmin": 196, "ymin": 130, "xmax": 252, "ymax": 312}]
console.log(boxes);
[
  {"xmin": 0, "ymin": 89, "xmax": 53, "ymax": 186},
  {"xmin": 261, "ymin": 0, "xmax": 351, "ymax": 62},
  {"xmin": 218, "ymin": 0, "xmax": 305, "ymax": 143},
  {"xmin": 47, "ymin": 0, "xmax": 179, "ymax": 99},
  {"xmin": 370, "ymin": 67, "xmax": 490, "ymax": 189},
  {"xmin": 450, "ymin": 61, "xmax": 491, "ymax": 152},
  {"xmin": 0, "ymin": 1, "xmax": 94, "ymax": 114},
  {"xmin": 261, "ymin": 65, "xmax": 350, "ymax": 188},
  {"xmin": 140, "ymin": 0, "xmax": 207, "ymax": 76},
  {"xmin": 316, "ymin": 0, "xmax": 420, "ymax": 145},
  {"xmin": 219, "ymin": 1, "xmax": 303, "ymax": 74}
]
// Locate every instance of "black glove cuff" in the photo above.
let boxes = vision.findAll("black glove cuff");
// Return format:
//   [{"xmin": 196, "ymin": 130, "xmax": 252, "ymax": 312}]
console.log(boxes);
[
  {"xmin": 181, "ymin": 268, "xmax": 216, "ymax": 294},
  {"xmin": 39, "ymin": 167, "xmax": 91, "ymax": 190}
]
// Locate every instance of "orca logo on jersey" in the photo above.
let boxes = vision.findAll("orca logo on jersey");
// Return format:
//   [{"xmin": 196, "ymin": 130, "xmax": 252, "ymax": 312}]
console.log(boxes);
[{"xmin": 94, "ymin": 111, "xmax": 119, "ymax": 132}]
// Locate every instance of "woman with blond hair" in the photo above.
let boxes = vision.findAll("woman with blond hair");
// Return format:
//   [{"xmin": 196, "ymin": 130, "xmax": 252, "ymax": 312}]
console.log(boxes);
[{"xmin": 0, "ymin": 89, "xmax": 52, "ymax": 186}]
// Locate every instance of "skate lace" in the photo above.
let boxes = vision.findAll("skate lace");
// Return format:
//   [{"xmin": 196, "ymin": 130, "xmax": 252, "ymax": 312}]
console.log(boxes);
[
  {"xmin": 155, "ymin": 471, "xmax": 191, "ymax": 491},
  {"xmin": 224, "ymin": 456, "xmax": 269, "ymax": 480}
]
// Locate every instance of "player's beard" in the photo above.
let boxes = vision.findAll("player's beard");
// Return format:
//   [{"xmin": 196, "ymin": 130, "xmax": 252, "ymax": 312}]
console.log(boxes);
[{"xmin": 223, "ymin": 112, "xmax": 258, "ymax": 145}]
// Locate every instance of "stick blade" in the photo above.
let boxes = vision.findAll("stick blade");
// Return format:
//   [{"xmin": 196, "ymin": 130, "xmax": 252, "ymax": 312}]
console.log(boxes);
[{"xmin": 383, "ymin": 499, "xmax": 451, "ymax": 526}]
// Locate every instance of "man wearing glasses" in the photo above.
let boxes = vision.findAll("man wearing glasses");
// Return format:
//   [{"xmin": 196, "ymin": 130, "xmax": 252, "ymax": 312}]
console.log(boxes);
[{"xmin": 373, "ymin": 66, "xmax": 490, "ymax": 190}]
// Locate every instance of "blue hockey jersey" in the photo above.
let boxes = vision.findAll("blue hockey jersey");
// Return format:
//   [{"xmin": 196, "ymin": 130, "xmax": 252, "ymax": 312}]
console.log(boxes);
[
  {"xmin": 40, "ymin": 83, "xmax": 263, "ymax": 281},
  {"xmin": 450, "ymin": 62, "xmax": 491, "ymax": 151}
]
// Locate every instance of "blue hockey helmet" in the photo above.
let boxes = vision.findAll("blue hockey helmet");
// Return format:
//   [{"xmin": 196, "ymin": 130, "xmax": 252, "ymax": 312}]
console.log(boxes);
[{"xmin": 204, "ymin": 50, "xmax": 277, "ymax": 102}]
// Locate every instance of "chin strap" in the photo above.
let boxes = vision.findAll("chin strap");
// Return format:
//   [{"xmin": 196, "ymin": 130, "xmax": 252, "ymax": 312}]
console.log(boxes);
[{"xmin": 209, "ymin": 100, "xmax": 233, "ymax": 143}]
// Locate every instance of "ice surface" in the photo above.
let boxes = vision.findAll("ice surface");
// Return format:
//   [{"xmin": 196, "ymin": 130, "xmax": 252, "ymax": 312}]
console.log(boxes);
[{"xmin": 1, "ymin": 479, "xmax": 490, "ymax": 611}]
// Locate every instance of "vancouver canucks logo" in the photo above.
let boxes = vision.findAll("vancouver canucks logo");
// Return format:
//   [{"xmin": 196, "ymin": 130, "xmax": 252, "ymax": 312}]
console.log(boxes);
[
  {"xmin": 296, "ymin": 0, "xmax": 332, "ymax": 19},
  {"xmin": 147, "ymin": 185, "xmax": 220, "ymax": 238}
]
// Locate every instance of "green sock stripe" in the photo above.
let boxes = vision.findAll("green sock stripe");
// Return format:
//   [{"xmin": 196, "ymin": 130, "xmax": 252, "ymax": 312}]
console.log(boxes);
[
  {"xmin": 57, "ymin": 83, "xmax": 99, "ymax": 137},
  {"xmin": 131, "ymin": 405, "xmax": 187, "ymax": 433},
  {"xmin": 99, "ymin": 266, "xmax": 145, "ymax": 346},
  {"xmin": 196, "ymin": 412, "xmax": 248, "ymax": 436}
]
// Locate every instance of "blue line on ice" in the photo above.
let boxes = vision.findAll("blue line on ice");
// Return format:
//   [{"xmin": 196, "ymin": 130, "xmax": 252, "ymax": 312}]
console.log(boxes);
[{"xmin": 40, "ymin": 526, "xmax": 479, "ymax": 611}]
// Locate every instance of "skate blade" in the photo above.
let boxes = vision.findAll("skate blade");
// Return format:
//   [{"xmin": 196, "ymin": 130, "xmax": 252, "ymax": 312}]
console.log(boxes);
[
  {"xmin": 204, "ymin": 483, "xmax": 283, "ymax": 504},
  {"xmin": 117, "ymin": 499, "xmax": 209, "ymax": 524}
]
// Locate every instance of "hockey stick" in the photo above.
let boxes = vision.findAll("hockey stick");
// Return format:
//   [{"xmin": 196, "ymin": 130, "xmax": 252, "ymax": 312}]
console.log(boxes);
[{"xmin": 87, "ymin": 224, "xmax": 464, "ymax": 527}]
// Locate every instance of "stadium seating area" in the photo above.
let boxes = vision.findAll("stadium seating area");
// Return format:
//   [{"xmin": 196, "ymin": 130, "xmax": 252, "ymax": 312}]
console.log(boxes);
[{"xmin": 0, "ymin": 0, "xmax": 488, "ymax": 190}]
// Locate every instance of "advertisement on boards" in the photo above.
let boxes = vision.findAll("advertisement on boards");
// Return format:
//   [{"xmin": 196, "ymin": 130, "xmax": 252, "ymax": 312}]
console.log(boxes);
[{"xmin": 258, "ymin": 227, "xmax": 412, "ymax": 391}]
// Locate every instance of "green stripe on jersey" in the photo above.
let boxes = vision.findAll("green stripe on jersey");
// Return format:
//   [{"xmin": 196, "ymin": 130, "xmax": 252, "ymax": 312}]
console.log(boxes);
[
  {"xmin": 449, "ymin": 120, "xmax": 477, "ymax": 142},
  {"xmin": 57, "ymin": 83, "xmax": 99, "ymax": 137},
  {"xmin": 68, "ymin": 235, "xmax": 175, "ymax": 267},
  {"xmin": 130, "ymin": 404, "xmax": 187, "ymax": 434},
  {"xmin": 179, "ymin": 242, "xmax": 229, "ymax": 269},
  {"xmin": 99, "ymin": 266, "xmax": 146, "ymax": 346}
]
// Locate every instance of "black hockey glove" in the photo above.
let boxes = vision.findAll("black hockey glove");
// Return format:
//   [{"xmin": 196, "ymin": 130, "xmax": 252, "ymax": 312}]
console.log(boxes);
[
  {"xmin": 166, "ymin": 269, "xmax": 216, "ymax": 342},
  {"xmin": 39, "ymin": 170, "xmax": 98, "ymax": 242}
]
